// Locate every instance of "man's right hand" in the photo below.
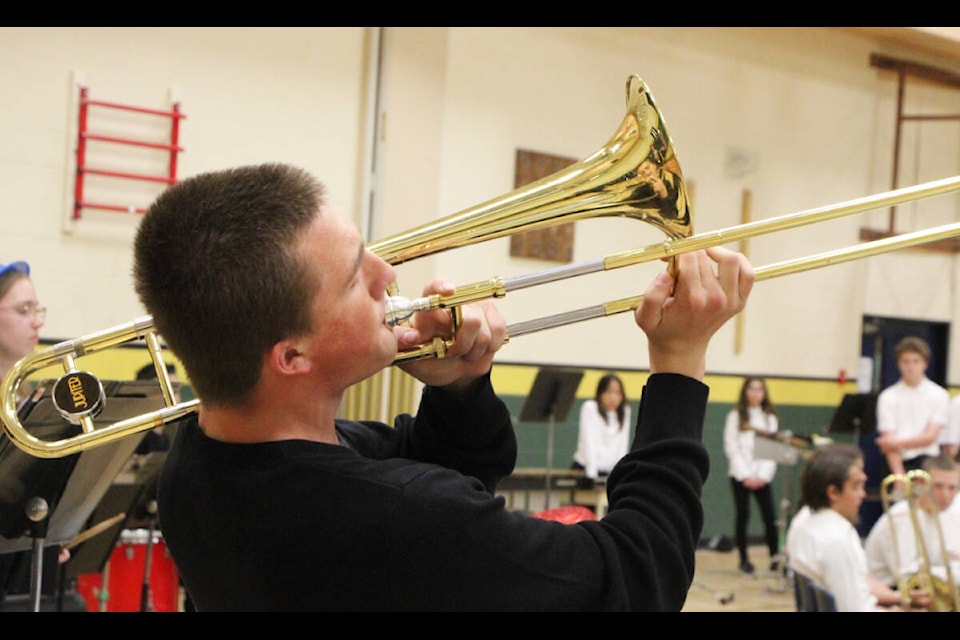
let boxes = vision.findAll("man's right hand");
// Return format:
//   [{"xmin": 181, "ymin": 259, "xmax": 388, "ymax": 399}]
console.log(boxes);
[{"xmin": 635, "ymin": 247, "xmax": 754, "ymax": 381}]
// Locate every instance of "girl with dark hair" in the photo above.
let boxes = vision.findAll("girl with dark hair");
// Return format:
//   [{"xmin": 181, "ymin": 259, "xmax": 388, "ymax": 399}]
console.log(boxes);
[
  {"xmin": 571, "ymin": 373, "xmax": 631, "ymax": 480},
  {"xmin": 723, "ymin": 376, "xmax": 780, "ymax": 574}
]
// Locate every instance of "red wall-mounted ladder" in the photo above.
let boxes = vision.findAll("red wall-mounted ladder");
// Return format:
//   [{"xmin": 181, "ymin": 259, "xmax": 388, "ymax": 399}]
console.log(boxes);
[{"xmin": 73, "ymin": 87, "xmax": 186, "ymax": 220}]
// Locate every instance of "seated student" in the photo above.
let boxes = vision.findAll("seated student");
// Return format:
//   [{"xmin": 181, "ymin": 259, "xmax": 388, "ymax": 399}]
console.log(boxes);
[
  {"xmin": 864, "ymin": 453, "xmax": 960, "ymax": 607},
  {"xmin": 786, "ymin": 442, "xmax": 932, "ymax": 611},
  {"xmin": 0, "ymin": 260, "xmax": 78, "ymax": 609}
]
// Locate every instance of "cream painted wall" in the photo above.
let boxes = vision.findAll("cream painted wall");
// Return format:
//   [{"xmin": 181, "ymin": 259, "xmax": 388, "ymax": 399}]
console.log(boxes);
[
  {"xmin": 2, "ymin": 27, "xmax": 959, "ymax": 384},
  {"xmin": 913, "ymin": 28, "xmax": 960, "ymax": 41},
  {"xmin": 0, "ymin": 27, "xmax": 368, "ymax": 339},
  {"xmin": 382, "ymin": 27, "xmax": 960, "ymax": 381}
]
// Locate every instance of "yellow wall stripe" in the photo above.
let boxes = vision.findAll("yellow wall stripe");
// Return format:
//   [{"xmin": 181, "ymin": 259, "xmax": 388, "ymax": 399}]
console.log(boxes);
[{"xmin": 492, "ymin": 362, "xmax": 863, "ymax": 407}]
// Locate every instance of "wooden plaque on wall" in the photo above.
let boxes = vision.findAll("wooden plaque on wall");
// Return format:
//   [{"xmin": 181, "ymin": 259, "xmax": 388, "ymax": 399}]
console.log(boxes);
[{"xmin": 510, "ymin": 149, "xmax": 577, "ymax": 263}]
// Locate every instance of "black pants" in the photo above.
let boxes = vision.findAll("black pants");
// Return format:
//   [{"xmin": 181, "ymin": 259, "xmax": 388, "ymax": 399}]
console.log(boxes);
[{"xmin": 730, "ymin": 477, "xmax": 779, "ymax": 564}]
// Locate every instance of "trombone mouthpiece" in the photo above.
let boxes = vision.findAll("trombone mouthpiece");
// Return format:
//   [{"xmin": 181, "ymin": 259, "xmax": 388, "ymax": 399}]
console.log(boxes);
[{"xmin": 385, "ymin": 295, "xmax": 434, "ymax": 327}]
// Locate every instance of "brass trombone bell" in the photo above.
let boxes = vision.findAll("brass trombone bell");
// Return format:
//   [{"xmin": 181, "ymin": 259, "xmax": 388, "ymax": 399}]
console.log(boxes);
[
  {"xmin": 4, "ymin": 74, "xmax": 960, "ymax": 458},
  {"xmin": 371, "ymin": 75, "xmax": 692, "ymax": 265}
]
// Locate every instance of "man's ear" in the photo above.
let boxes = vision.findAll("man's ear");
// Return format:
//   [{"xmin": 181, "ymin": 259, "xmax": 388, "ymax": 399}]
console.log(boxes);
[
  {"xmin": 825, "ymin": 484, "xmax": 841, "ymax": 504},
  {"xmin": 267, "ymin": 338, "xmax": 311, "ymax": 375}
]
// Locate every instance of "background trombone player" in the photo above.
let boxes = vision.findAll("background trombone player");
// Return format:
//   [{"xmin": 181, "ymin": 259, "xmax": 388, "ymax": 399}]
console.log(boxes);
[{"xmin": 865, "ymin": 454, "xmax": 960, "ymax": 611}]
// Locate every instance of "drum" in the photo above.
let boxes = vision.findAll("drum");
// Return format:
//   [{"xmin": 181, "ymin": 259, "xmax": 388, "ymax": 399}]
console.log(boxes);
[
  {"xmin": 531, "ymin": 505, "xmax": 597, "ymax": 524},
  {"xmin": 76, "ymin": 528, "xmax": 180, "ymax": 612}
]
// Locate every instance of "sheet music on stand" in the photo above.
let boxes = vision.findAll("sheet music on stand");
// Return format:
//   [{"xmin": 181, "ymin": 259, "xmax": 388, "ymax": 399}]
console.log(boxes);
[
  {"xmin": 828, "ymin": 393, "xmax": 878, "ymax": 436},
  {"xmin": 0, "ymin": 379, "xmax": 163, "ymax": 553},
  {"xmin": 0, "ymin": 378, "xmax": 167, "ymax": 610}
]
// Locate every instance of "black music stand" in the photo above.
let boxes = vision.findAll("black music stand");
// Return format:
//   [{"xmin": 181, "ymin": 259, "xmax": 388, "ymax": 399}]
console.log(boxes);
[
  {"xmin": 63, "ymin": 451, "xmax": 167, "ymax": 612},
  {"xmin": 519, "ymin": 367, "xmax": 583, "ymax": 509},
  {"xmin": 827, "ymin": 392, "xmax": 877, "ymax": 436},
  {"xmin": 0, "ymin": 379, "xmax": 166, "ymax": 611},
  {"xmin": 62, "ymin": 483, "xmax": 139, "ymax": 574}
]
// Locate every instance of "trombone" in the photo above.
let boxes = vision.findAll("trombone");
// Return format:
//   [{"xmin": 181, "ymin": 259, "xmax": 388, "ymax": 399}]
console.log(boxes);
[
  {"xmin": 4, "ymin": 74, "xmax": 960, "ymax": 458},
  {"xmin": 905, "ymin": 469, "xmax": 960, "ymax": 612},
  {"xmin": 879, "ymin": 471, "xmax": 960, "ymax": 611}
]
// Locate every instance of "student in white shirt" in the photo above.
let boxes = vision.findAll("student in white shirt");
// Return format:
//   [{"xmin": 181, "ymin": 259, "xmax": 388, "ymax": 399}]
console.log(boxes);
[
  {"xmin": 571, "ymin": 373, "xmax": 631, "ymax": 482},
  {"xmin": 876, "ymin": 337, "xmax": 949, "ymax": 475},
  {"xmin": 787, "ymin": 442, "xmax": 932, "ymax": 612},
  {"xmin": 723, "ymin": 376, "xmax": 779, "ymax": 574}
]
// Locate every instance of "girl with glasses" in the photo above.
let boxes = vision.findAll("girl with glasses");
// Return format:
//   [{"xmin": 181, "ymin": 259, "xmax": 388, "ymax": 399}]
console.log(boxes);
[{"xmin": 0, "ymin": 261, "xmax": 45, "ymax": 405}]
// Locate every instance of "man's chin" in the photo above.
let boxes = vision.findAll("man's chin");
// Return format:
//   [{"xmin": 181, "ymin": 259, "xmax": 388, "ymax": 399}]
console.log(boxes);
[{"xmin": 380, "ymin": 334, "xmax": 400, "ymax": 367}]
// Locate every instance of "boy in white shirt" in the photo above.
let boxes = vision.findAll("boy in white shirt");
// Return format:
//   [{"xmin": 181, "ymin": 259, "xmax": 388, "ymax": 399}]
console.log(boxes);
[{"xmin": 876, "ymin": 337, "xmax": 949, "ymax": 475}]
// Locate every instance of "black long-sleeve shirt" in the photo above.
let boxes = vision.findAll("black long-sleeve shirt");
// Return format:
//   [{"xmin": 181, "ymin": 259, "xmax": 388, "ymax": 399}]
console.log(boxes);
[{"xmin": 158, "ymin": 372, "xmax": 708, "ymax": 611}]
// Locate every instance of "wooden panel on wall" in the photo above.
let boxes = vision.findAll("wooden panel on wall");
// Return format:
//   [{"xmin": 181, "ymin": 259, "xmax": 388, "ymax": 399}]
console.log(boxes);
[{"xmin": 509, "ymin": 149, "xmax": 577, "ymax": 263}]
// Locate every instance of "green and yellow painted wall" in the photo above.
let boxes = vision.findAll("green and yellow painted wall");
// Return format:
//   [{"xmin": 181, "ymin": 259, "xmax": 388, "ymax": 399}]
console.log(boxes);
[
  {"xmin": 16, "ymin": 342, "xmax": 871, "ymax": 542},
  {"xmin": 490, "ymin": 362, "xmax": 860, "ymax": 540}
]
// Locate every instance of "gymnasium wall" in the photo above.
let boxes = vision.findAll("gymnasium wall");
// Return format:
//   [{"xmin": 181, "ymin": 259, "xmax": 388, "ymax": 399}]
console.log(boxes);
[
  {"xmin": 5, "ymin": 27, "xmax": 960, "ymax": 542},
  {"xmin": 3, "ymin": 27, "xmax": 960, "ymax": 382}
]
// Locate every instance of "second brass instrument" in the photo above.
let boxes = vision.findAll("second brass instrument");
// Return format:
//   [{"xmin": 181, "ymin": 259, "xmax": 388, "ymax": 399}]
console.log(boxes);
[{"xmin": 879, "ymin": 470, "xmax": 960, "ymax": 611}]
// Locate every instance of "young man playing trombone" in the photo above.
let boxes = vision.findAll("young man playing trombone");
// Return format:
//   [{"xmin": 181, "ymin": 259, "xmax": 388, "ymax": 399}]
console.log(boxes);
[
  {"xmin": 864, "ymin": 454, "xmax": 960, "ymax": 610},
  {"xmin": 132, "ymin": 162, "xmax": 753, "ymax": 611}
]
